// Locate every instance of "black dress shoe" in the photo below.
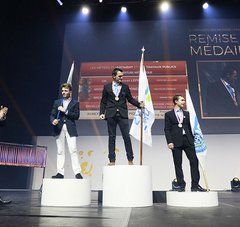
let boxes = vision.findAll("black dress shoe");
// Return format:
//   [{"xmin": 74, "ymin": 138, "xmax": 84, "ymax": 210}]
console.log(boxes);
[
  {"xmin": 177, "ymin": 187, "xmax": 185, "ymax": 192},
  {"xmin": 0, "ymin": 197, "xmax": 12, "ymax": 205},
  {"xmin": 172, "ymin": 185, "xmax": 185, "ymax": 192},
  {"xmin": 75, "ymin": 173, "xmax": 83, "ymax": 179},
  {"xmin": 191, "ymin": 185, "xmax": 207, "ymax": 192},
  {"xmin": 172, "ymin": 180, "xmax": 185, "ymax": 192},
  {"xmin": 52, "ymin": 173, "xmax": 64, "ymax": 179}
]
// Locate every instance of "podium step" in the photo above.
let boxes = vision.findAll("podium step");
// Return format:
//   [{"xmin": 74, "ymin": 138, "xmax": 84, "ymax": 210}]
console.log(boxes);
[
  {"xmin": 102, "ymin": 165, "xmax": 153, "ymax": 207},
  {"xmin": 41, "ymin": 178, "xmax": 91, "ymax": 207},
  {"xmin": 98, "ymin": 190, "xmax": 166, "ymax": 203},
  {"xmin": 167, "ymin": 191, "xmax": 219, "ymax": 207}
]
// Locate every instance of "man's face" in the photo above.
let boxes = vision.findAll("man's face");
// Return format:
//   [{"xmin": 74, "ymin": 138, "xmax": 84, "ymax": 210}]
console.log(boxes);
[
  {"xmin": 113, "ymin": 71, "xmax": 123, "ymax": 84},
  {"xmin": 175, "ymin": 96, "xmax": 185, "ymax": 108},
  {"xmin": 229, "ymin": 70, "xmax": 238, "ymax": 86},
  {"xmin": 62, "ymin": 87, "xmax": 71, "ymax": 99}
]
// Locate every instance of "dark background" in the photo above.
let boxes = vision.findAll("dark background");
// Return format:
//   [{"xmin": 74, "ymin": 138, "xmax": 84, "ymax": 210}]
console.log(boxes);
[{"xmin": 0, "ymin": 0, "xmax": 240, "ymax": 188}]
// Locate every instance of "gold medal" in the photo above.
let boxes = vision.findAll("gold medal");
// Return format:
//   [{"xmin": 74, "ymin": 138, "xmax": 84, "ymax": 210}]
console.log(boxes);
[{"xmin": 115, "ymin": 97, "xmax": 119, "ymax": 101}]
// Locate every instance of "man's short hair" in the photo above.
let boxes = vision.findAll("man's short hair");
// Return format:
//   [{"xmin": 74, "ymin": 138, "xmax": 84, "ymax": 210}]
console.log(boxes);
[
  {"xmin": 222, "ymin": 66, "xmax": 237, "ymax": 79},
  {"xmin": 112, "ymin": 68, "xmax": 123, "ymax": 77},
  {"xmin": 61, "ymin": 83, "xmax": 72, "ymax": 91},
  {"xmin": 172, "ymin": 94, "xmax": 183, "ymax": 104}
]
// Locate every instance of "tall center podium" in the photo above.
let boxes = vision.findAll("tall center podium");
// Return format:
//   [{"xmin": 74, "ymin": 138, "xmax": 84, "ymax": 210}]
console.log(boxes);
[{"xmin": 102, "ymin": 165, "xmax": 153, "ymax": 207}]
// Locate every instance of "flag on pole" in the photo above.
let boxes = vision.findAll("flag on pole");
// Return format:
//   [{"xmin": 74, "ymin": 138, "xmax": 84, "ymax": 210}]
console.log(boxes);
[
  {"xmin": 186, "ymin": 89, "xmax": 209, "ymax": 190},
  {"xmin": 67, "ymin": 61, "xmax": 74, "ymax": 84},
  {"xmin": 130, "ymin": 48, "xmax": 155, "ymax": 146},
  {"xmin": 185, "ymin": 89, "xmax": 207, "ymax": 156},
  {"xmin": 57, "ymin": 61, "xmax": 75, "ymax": 119}
]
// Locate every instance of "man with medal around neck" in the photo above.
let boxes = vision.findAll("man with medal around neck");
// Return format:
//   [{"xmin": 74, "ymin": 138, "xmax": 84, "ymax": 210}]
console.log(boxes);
[
  {"xmin": 164, "ymin": 95, "xmax": 206, "ymax": 192},
  {"xmin": 50, "ymin": 83, "xmax": 83, "ymax": 179},
  {"xmin": 99, "ymin": 68, "xmax": 144, "ymax": 166}
]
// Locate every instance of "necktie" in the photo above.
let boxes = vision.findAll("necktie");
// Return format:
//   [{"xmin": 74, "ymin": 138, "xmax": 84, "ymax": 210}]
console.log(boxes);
[{"xmin": 113, "ymin": 83, "xmax": 120, "ymax": 97}]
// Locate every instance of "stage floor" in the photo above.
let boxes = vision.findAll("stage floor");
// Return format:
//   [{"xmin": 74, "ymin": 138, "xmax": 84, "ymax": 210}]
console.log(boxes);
[{"xmin": 0, "ymin": 191, "xmax": 239, "ymax": 227}]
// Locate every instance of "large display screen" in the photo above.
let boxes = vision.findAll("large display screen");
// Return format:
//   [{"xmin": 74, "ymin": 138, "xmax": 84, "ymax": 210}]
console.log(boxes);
[{"xmin": 78, "ymin": 61, "xmax": 188, "ymax": 119}]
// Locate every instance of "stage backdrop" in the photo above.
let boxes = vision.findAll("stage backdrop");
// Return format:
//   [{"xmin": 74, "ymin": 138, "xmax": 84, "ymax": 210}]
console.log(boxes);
[{"xmin": 58, "ymin": 19, "xmax": 240, "ymax": 135}]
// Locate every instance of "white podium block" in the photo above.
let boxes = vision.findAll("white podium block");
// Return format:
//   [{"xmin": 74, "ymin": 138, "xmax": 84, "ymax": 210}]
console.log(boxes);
[
  {"xmin": 41, "ymin": 178, "xmax": 91, "ymax": 207},
  {"xmin": 103, "ymin": 165, "xmax": 153, "ymax": 207},
  {"xmin": 167, "ymin": 191, "xmax": 218, "ymax": 207}
]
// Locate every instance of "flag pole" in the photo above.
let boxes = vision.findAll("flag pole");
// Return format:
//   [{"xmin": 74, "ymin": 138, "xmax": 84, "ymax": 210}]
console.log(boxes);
[
  {"xmin": 199, "ymin": 160, "xmax": 210, "ymax": 191},
  {"xmin": 185, "ymin": 89, "xmax": 210, "ymax": 191},
  {"xmin": 67, "ymin": 61, "xmax": 75, "ymax": 84},
  {"xmin": 139, "ymin": 47, "xmax": 145, "ymax": 166},
  {"xmin": 130, "ymin": 47, "xmax": 155, "ymax": 161},
  {"xmin": 140, "ymin": 107, "xmax": 143, "ymax": 165}
]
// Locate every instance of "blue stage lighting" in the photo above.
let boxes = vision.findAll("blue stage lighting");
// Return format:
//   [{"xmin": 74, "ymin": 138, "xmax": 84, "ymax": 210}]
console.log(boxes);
[
  {"xmin": 203, "ymin": 2, "xmax": 209, "ymax": 9},
  {"xmin": 82, "ymin": 6, "xmax": 90, "ymax": 15},
  {"xmin": 121, "ymin": 6, "xmax": 127, "ymax": 13},
  {"xmin": 160, "ymin": 2, "xmax": 170, "ymax": 12}
]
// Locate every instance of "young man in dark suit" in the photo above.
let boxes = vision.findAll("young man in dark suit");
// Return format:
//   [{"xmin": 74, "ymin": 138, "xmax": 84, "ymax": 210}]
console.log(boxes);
[
  {"xmin": 50, "ymin": 83, "xmax": 82, "ymax": 179},
  {"xmin": 99, "ymin": 68, "xmax": 144, "ymax": 165},
  {"xmin": 164, "ymin": 95, "xmax": 206, "ymax": 192}
]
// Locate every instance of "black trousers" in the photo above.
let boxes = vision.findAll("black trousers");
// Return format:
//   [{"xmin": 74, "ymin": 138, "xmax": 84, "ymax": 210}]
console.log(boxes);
[
  {"xmin": 107, "ymin": 113, "xmax": 134, "ymax": 162},
  {"xmin": 172, "ymin": 135, "xmax": 200, "ymax": 188}
]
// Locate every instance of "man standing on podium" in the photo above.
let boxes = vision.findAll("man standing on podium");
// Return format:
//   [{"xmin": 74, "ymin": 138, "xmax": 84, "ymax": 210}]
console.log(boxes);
[
  {"xmin": 164, "ymin": 95, "xmax": 206, "ymax": 192},
  {"xmin": 50, "ymin": 83, "xmax": 82, "ymax": 179},
  {"xmin": 100, "ymin": 68, "xmax": 144, "ymax": 166}
]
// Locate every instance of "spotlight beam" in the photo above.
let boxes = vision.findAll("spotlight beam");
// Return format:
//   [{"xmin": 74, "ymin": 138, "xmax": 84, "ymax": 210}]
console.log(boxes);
[
  {"xmin": 82, "ymin": 6, "xmax": 90, "ymax": 15},
  {"xmin": 203, "ymin": 2, "xmax": 209, "ymax": 9},
  {"xmin": 121, "ymin": 6, "xmax": 127, "ymax": 13},
  {"xmin": 160, "ymin": 1, "xmax": 170, "ymax": 12},
  {"xmin": 56, "ymin": 0, "xmax": 63, "ymax": 6}
]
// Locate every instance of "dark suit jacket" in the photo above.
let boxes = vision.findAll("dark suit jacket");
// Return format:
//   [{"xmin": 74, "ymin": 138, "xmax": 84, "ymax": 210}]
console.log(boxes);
[
  {"xmin": 50, "ymin": 99, "xmax": 80, "ymax": 137},
  {"xmin": 206, "ymin": 80, "xmax": 240, "ymax": 117},
  {"xmin": 99, "ymin": 83, "xmax": 140, "ymax": 119},
  {"xmin": 164, "ymin": 109, "xmax": 194, "ymax": 147}
]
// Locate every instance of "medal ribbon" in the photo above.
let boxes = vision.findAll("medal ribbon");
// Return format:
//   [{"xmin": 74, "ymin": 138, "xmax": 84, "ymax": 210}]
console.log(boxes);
[
  {"xmin": 112, "ymin": 82, "xmax": 121, "ymax": 98},
  {"xmin": 176, "ymin": 109, "xmax": 183, "ymax": 124}
]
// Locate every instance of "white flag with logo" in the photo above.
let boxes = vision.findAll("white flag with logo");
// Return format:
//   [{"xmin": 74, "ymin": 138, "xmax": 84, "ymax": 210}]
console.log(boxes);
[
  {"xmin": 130, "ymin": 49, "xmax": 155, "ymax": 146},
  {"xmin": 186, "ymin": 89, "xmax": 207, "ymax": 156}
]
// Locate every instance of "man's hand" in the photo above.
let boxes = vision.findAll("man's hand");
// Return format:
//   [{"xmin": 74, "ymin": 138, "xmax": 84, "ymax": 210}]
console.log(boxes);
[
  {"xmin": 99, "ymin": 114, "xmax": 105, "ymax": 120},
  {"xmin": 58, "ymin": 106, "xmax": 65, "ymax": 113},
  {"xmin": 0, "ymin": 106, "xmax": 8, "ymax": 120},
  {"xmin": 140, "ymin": 101, "xmax": 145, "ymax": 108},
  {"xmin": 1, "ymin": 106, "xmax": 8, "ymax": 114},
  {"xmin": 168, "ymin": 143, "xmax": 174, "ymax": 150},
  {"xmin": 52, "ymin": 119, "xmax": 59, "ymax": 125}
]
